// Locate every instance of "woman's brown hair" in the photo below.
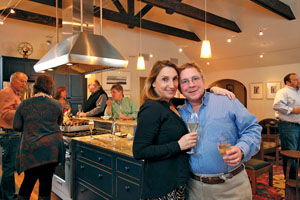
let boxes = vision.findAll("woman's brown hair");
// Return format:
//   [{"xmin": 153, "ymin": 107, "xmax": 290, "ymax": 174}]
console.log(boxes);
[
  {"xmin": 54, "ymin": 86, "xmax": 67, "ymax": 100},
  {"xmin": 142, "ymin": 60, "xmax": 179, "ymax": 104},
  {"xmin": 33, "ymin": 74, "xmax": 54, "ymax": 95}
]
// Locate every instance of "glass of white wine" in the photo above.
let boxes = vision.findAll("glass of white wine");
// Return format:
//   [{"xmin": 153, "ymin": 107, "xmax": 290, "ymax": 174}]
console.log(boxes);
[
  {"xmin": 89, "ymin": 120, "xmax": 94, "ymax": 139},
  {"xmin": 186, "ymin": 112, "xmax": 198, "ymax": 154},
  {"xmin": 217, "ymin": 134, "xmax": 233, "ymax": 179}
]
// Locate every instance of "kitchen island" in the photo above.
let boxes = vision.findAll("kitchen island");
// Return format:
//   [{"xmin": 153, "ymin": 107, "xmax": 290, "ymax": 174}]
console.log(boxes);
[{"xmin": 71, "ymin": 134, "xmax": 142, "ymax": 200}]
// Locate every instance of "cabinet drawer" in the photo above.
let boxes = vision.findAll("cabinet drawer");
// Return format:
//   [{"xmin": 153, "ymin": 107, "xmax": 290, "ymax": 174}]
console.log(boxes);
[
  {"xmin": 75, "ymin": 180, "xmax": 110, "ymax": 200},
  {"xmin": 76, "ymin": 160, "xmax": 113, "ymax": 196},
  {"xmin": 116, "ymin": 157, "xmax": 142, "ymax": 179},
  {"xmin": 77, "ymin": 145, "xmax": 112, "ymax": 169},
  {"xmin": 116, "ymin": 176, "xmax": 140, "ymax": 200}
]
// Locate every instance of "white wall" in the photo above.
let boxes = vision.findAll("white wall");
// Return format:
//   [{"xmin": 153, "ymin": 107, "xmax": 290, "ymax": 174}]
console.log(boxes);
[{"xmin": 204, "ymin": 63, "xmax": 300, "ymax": 121}]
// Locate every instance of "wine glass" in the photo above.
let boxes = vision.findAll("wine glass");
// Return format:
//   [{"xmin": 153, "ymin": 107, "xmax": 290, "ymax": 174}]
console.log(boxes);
[
  {"xmin": 217, "ymin": 134, "xmax": 233, "ymax": 179},
  {"xmin": 89, "ymin": 120, "xmax": 94, "ymax": 139},
  {"xmin": 186, "ymin": 112, "xmax": 199, "ymax": 154},
  {"xmin": 77, "ymin": 104, "xmax": 82, "ymax": 118}
]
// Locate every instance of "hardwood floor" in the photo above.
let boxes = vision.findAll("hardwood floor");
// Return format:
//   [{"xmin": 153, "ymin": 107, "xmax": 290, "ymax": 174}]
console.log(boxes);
[{"xmin": 0, "ymin": 146, "xmax": 61, "ymax": 200}]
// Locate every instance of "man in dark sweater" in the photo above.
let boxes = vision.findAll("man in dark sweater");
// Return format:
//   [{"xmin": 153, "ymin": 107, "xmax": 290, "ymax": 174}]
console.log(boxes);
[{"xmin": 77, "ymin": 80, "xmax": 108, "ymax": 117}]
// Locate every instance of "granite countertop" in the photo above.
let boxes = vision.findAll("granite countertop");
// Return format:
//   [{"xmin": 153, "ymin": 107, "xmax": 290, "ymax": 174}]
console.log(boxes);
[
  {"xmin": 80, "ymin": 117, "xmax": 137, "ymax": 126},
  {"xmin": 73, "ymin": 134, "xmax": 134, "ymax": 157}
]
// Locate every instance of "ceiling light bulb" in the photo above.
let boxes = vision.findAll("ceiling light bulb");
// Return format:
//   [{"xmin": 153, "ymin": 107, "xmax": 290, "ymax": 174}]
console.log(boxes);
[
  {"xmin": 179, "ymin": 48, "xmax": 183, "ymax": 52},
  {"xmin": 227, "ymin": 38, "xmax": 231, "ymax": 43},
  {"xmin": 137, "ymin": 56, "xmax": 145, "ymax": 70},
  {"xmin": 259, "ymin": 31, "xmax": 263, "ymax": 36},
  {"xmin": 66, "ymin": 63, "xmax": 73, "ymax": 66},
  {"xmin": 10, "ymin": 9, "xmax": 15, "ymax": 14},
  {"xmin": 259, "ymin": 54, "xmax": 264, "ymax": 58},
  {"xmin": 200, "ymin": 40, "xmax": 212, "ymax": 58},
  {"xmin": 0, "ymin": 21, "xmax": 3, "ymax": 25},
  {"xmin": 47, "ymin": 68, "xmax": 54, "ymax": 71},
  {"xmin": 206, "ymin": 61, "xmax": 210, "ymax": 65},
  {"xmin": 149, "ymin": 54, "xmax": 153, "ymax": 58}
]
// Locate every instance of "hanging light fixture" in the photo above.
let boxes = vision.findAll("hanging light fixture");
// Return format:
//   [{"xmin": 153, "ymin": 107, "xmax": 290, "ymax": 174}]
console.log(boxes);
[
  {"xmin": 137, "ymin": 0, "xmax": 145, "ymax": 70},
  {"xmin": 200, "ymin": 0, "xmax": 211, "ymax": 58}
]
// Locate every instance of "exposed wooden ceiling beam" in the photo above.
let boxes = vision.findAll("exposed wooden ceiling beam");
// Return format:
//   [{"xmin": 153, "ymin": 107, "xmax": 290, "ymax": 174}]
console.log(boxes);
[
  {"xmin": 94, "ymin": 7, "xmax": 200, "ymax": 41},
  {"xmin": 139, "ymin": 0, "xmax": 242, "ymax": 33},
  {"xmin": 135, "ymin": 4, "xmax": 153, "ymax": 18},
  {"xmin": 112, "ymin": 0, "xmax": 127, "ymax": 15},
  {"xmin": 0, "ymin": 8, "xmax": 62, "ymax": 27},
  {"xmin": 251, "ymin": 0, "xmax": 295, "ymax": 20}
]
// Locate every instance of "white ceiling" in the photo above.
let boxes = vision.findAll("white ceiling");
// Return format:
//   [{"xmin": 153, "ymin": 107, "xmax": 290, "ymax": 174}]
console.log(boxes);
[{"xmin": 1, "ymin": 0, "xmax": 300, "ymax": 72}]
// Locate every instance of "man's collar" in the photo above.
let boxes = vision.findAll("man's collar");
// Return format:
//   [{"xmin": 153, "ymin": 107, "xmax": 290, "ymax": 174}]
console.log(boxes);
[
  {"xmin": 184, "ymin": 91, "xmax": 208, "ymax": 113},
  {"xmin": 285, "ymin": 85, "xmax": 298, "ymax": 91},
  {"xmin": 9, "ymin": 85, "xmax": 22, "ymax": 97}
]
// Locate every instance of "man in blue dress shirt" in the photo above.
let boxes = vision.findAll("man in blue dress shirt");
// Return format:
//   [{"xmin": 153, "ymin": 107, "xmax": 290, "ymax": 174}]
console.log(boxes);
[{"xmin": 177, "ymin": 62, "xmax": 262, "ymax": 200}]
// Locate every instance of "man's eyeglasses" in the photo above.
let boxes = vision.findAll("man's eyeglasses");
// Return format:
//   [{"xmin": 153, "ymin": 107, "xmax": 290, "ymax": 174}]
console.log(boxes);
[{"xmin": 180, "ymin": 76, "xmax": 201, "ymax": 86}]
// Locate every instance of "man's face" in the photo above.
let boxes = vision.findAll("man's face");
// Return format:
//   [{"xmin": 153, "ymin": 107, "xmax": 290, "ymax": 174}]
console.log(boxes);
[
  {"xmin": 111, "ymin": 88, "xmax": 123, "ymax": 102},
  {"xmin": 287, "ymin": 74, "xmax": 299, "ymax": 89},
  {"xmin": 88, "ymin": 81, "xmax": 98, "ymax": 93},
  {"xmin": 11, "ymin": 74, "xmax": 28, "ymax": 93},
  {"xmin": 179, "ymin": 67, "xmax": 205, "ymax": 103}
]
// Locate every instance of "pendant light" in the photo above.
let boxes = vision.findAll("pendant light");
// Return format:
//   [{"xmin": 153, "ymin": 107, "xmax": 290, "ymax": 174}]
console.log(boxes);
[
  {"xmin": 200, "ymin": 0, "xmax": 212, "ymax": 58},
  {"xmin": 137, "ymin": 0, "xmax": 145, "ymax": 70}
]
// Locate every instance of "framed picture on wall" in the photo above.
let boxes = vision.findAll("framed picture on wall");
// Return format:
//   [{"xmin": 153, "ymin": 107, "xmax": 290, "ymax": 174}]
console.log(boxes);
[
  {"xmin": 266, "ymin": 81, "xmax": 281, "ymax": 99},
  {"xmin": 102, "ymin": 71, "xmax": 131, "ymax": 90},
  {"xmin": 249, "ymin": 82, "xmax": 263, "ymax": 99}
]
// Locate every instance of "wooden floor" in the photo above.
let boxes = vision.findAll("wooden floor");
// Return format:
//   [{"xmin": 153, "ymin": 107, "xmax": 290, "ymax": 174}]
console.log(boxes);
[{"xmin": 0, "ymin": 146, "xmax": 61, "ymax": 200}]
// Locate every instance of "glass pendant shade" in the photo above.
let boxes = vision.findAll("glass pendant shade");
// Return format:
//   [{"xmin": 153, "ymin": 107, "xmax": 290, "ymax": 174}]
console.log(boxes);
[
  {"xmin": 200, "ymin": 40, "xmax": 212, "ymax": 58},
  {"xmin": 137, "ymin": 56, "xmax": 145, "ymax": 70}
]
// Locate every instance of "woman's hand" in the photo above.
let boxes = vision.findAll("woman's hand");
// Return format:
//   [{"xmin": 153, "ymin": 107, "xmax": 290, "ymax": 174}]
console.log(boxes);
[{"xmin": 178, "ymin": 132, "xmax": 197, "ymax": 151}]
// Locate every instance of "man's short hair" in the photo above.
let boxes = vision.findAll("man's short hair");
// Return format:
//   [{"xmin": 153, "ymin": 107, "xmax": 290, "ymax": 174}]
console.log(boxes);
[
  {"xmin": 111, "ymin": 84, "xmax": 123, "ymax": 93},
  {"xmin": 284, "ymin": 73, "xmax": 296, "ymax": 85},
  {"xmin": 10, "ymin": 72, "xmax": 28, "ymax": 83}
]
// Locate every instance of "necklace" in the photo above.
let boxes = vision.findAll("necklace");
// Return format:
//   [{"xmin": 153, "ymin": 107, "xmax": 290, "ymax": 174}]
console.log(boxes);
[{"xmin": 33, "ymin": 92, "xmax": 52, "ymax": 99}]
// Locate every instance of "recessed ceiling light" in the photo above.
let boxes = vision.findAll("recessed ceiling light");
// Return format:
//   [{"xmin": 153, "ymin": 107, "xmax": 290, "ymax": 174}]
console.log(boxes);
[
  {"xmin": 66, "ymin": 63, "xmax": 73, "ymax": 66},
  {"xmin": 227, "ymin": 38, "xmax": 231, "ymax": 43},
  {"xmin": 149, "ymin": 54, "xmax": 153, "ymax": 58},
  {"xmin": 259, "ymin": 54, "xmax": 264, "ymax": 58},
  {"xmin": 206, "ymin": 61, "xmax": 210, "ymax": 65},
  {"xmin": 259, "ymin": 31, "xmax": 263, "ymax": 36},
  {"xmin": 0, "ymin": 21, "xmax": 3, "ymax": 25},
  {"xmin": 179, "ymin": 48, "xmax": 183, "ymax": 52}
]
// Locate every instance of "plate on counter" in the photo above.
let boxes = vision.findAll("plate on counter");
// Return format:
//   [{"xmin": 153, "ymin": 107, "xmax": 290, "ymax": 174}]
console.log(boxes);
[
  {"xmin": 115, "ymin": 132, "xmax": 127, "ymax": 137},
  {"xmin": 101, "ymin": 116, "xmax": 111, "ymax": 120}
]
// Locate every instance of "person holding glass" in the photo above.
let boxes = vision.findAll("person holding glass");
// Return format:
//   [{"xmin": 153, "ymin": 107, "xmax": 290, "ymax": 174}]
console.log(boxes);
[
  {"xmin": 54, "ymin": 86, "xmax": 71, "ymax": 116},
  {"xmin": 13, "ymin": 74, "xmax": 65, "ymax": 200},
  {"xmin": 177, "ymin": 62, "xmax": 262, "ymax": 200},
  {"xmin": 104, "ymin": 84, "xmax": 138, "ymax": 120},
  {"xmin": 133, "ymin": 60, "xmax": 234, "ymax": 199}
]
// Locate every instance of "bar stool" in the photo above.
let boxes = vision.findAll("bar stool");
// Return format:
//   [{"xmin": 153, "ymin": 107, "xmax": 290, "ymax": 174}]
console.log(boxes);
[
  {"xmin": 244, "ymin": 159, "xmax": 273, "ymax": 194},
  {"xmin": 280, "ymin": 150, "xmax": 300, "ymax": 200}
]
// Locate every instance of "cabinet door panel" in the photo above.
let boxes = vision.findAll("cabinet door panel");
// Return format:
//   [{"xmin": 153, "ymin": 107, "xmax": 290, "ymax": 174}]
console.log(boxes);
[
  {"xmin": 76, "ymin": 180, "xmax": 110, "ymax": 200},
  {"xmin": 76, "ymin": 160, "xmax": 113, "ymax": 196},
  {"xmin": 116, "ymin": 157, "xmax": 142, "ymax": 180},
  {"xmin": 116, "ymin": 176, "xmax": 140, "ymax": 200}
]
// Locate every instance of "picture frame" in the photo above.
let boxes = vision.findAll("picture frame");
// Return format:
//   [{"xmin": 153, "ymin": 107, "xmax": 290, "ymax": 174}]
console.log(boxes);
[
  {"xmin": 249, "ymin": 82, "xmax": 263, "ymax": 100},
  {"xmin": 102, "ymin": 71, "xmax": 131, "ymax": 90},
  {"xmin": 266, "ymin": 81, "xmax": 281, "ymax": 99},
  {"xmin": 226, "ymin": 84, "xmax": 234, "ymax": 93}
]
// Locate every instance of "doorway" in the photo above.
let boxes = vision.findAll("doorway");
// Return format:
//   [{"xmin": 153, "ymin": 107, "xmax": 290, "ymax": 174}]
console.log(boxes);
[{"xmin": 209, "ymin": 79, "xmax": 247, "ymax": 107}]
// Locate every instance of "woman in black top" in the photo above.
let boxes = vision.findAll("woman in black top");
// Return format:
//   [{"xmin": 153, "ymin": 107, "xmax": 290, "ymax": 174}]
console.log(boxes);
[{"xmin": 133, "ymin": 60, "xmax": 198, "ymax": 199}]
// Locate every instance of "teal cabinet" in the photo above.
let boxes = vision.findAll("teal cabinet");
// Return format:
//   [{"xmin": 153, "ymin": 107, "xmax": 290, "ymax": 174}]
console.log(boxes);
[{"xmin": 72, "ymin": 140, "xmax": 142, "ymax": 200}]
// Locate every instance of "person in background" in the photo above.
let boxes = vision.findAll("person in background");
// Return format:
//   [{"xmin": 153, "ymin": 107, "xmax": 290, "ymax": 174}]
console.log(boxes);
[
  {"xmin": 77, "ymin": 79, "xmax": 108, "ymax": 117},
  {"xmin": 0, "ymin": 72, "xmax": 28, "ymax": 200},
  {"xmin": 133, "ymin": 60, "xmax": 235, "ymax": 199},
  {"xmin": 54, "ymin": 86, "xmax": 71, "ymax": 116},
  {"xmin": 13, "ymin": 74, "xmax": 65, "ymax": 200},
  {"xmin": 104, "ymin": 84, "xmax": 138, "ymax": 120},
  {"xmin": 273, "ymin": 73, "xmax": 300, "ymax": 179},
  {"xmin": 177, "ymin": 62, "xmax": 261, "ymax": 200}
]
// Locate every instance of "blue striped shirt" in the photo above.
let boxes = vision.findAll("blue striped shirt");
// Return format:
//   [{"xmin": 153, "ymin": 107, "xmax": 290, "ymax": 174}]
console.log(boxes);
[{"xmin": 178, "ymin": 92, "xmax": 262, "ymax": 174}]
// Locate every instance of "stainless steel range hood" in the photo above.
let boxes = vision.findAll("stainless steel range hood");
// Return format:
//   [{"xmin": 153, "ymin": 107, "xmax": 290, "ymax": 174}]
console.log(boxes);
[{"xmin": 34, "ymin": 0, "xmax": 128, "ymax": 74}]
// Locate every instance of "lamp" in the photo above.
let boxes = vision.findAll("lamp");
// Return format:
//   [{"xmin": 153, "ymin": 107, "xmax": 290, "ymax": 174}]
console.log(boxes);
[
  {"xmin": 137, "ymin": 0, "xmax": 145, "ymax": 70},
  {"xmin": 200, "ymin": 0, "xmax": 211, "ymax": 58}
]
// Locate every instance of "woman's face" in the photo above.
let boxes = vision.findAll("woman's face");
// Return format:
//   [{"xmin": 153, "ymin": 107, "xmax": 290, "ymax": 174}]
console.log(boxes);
[
  {"xmin": 152, "ymin": 66, "xmax": 178, "ymax": 102},
  {"xmin": 61, "ymin": 90, "xmax": 67, "ymax": 98}
]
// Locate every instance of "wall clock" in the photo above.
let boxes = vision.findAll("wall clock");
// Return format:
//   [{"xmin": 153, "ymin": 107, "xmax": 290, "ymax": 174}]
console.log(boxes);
[{"xmin": 17, "ymin": 42, "xmax": 33, "ymax": 58}]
